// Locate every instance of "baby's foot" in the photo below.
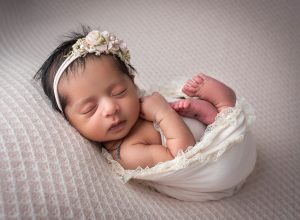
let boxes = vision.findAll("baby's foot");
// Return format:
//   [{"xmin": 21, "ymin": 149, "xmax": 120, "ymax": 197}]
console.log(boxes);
[
  {"xmin": 182, "ymin": 73, "xmax": 236, "ymax": 112},
  {"xmin": 170, "ymin": 99, "xmax": 218, "ymax": 125}
]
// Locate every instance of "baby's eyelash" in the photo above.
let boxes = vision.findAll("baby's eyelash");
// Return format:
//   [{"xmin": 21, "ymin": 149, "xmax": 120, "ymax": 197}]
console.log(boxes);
[
  {"xmin": 82, "ymin": 105, "xmax": 97, "ymax": 115},
  {"xmin": 112, "ymin": 88, "xmax": 127, "ymax": 96}
]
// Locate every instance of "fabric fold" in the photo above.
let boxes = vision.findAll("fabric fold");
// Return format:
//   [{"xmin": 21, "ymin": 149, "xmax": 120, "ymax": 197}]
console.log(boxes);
[{"xmin": 102, "ymin": 97, "xmax": 256, "ymax": 201}]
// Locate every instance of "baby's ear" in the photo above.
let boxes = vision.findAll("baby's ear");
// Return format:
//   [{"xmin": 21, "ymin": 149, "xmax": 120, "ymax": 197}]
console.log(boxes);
[{"xmin": 61, "ymin": 111, "xmax": 69, "ymax": 122}]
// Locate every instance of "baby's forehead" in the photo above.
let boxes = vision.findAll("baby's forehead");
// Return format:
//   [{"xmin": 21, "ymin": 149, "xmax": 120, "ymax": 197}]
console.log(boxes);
[
  {"xmin": 59, "ymin": 68, "xmax": 127, "ymax": 96},
  {"xmin": 62, "ymin": 55, "xmax": 116, "ymax": 78}
]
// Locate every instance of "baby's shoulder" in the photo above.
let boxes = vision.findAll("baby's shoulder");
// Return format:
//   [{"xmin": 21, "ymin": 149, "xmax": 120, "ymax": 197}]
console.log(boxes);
[{"xmin": 125, "ymin": 119, "xmax": 161, "ymax": 146}]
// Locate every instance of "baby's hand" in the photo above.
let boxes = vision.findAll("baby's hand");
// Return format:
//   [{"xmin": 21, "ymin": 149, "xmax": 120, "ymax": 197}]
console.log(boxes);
[{"xmin": 140, "ymin": 92, "xmax": 173, "ymax": 123}]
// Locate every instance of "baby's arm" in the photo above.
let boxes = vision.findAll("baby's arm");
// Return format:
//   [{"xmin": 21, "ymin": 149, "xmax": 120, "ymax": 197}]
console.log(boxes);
[
  {"xmin": 117, "ymin": 143, "xmax": 175, "ymax": 169},
  {"xmin": 140, "ymin": 92, "xmax": 196, "ymax": 157}
]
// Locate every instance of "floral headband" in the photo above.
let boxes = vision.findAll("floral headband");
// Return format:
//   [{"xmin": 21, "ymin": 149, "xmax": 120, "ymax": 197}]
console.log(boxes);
[{"xmin": 53, "ymin": 30, "xmax": 131, "ymax": 112}]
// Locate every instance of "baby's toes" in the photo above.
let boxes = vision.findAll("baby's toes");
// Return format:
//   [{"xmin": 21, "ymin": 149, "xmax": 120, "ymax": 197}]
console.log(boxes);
[
  {"xmin": 174, "ymin": 100, "xmax": 185, "ymax": 110},
  {"xmin": 187, "ymin": 80, "xmax": 200, "ymax": 88},
  {"xmin": 177, "ymin": 101, "xmax": 184, "ymax": 109},
  {"xmin": 170, "ymin": 101, "xmax": 180, "ymax": 110},
  {"xmin": 182, "ymin": 84, "xmax": 197, "ymax": 96},
  {"xmin": 181, "ymin": 100, "xmax": 192, "ymax": 109},
  {"xmin": 192, "ymin": 74, "xmax": 205, "ymax": 85},
  {"xmin": 169, "ymin": 102, "xmax": 176, "ymax": 109}
]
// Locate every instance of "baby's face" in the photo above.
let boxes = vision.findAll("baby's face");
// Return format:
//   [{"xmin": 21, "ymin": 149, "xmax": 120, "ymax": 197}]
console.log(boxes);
[{"xmin": 58, "ymin": 56, "xmax": 140, "ymax": 142}]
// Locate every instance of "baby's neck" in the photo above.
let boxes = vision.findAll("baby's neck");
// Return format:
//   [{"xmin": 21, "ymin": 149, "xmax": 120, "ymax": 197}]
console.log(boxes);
[{"xmin": 103, "ymin": 139, "xmax": 122, "ymax": 151}]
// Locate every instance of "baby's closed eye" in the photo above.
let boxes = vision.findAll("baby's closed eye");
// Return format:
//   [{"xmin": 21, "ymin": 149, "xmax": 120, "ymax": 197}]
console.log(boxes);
[
  {"xmin": 80, "ymin": 103, "xmax": 98, "ymax": 114},
  {"xmin": 111, "ymin": 85, "xmax": 128, "ymax": 97}
]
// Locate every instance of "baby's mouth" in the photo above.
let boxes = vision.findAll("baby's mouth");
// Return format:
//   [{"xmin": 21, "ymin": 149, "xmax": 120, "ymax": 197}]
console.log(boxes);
[{"xmin": 108, "ymin": 120, "xmax": 126, "ymax": 132}]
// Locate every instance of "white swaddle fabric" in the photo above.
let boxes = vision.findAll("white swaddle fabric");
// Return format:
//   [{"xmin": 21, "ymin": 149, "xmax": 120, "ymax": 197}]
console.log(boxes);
[{"xmin": 102, "ymin": 98, "xmax": 256, "ymax": 201}]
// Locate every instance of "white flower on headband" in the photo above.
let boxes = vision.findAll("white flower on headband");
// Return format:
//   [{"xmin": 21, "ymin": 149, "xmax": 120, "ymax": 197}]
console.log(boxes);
[
  {"xmin": 69, "ymin": 30, "xmax": 131, "ymax": 64},
  {"xmin": 85, "ymin": 30, "xmax": 102, "ymax": 45}
]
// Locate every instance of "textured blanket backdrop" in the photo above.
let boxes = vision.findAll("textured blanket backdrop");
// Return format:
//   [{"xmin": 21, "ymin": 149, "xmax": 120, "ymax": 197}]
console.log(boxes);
[{"xmin": 1, "ymin": 0, "xmax": 299, "ymax": 219}]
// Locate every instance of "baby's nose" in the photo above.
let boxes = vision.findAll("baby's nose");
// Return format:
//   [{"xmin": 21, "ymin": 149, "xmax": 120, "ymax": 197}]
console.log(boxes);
[{"xmin": 101, "ymin": 98, "xmax": 120, "ymax": 117}]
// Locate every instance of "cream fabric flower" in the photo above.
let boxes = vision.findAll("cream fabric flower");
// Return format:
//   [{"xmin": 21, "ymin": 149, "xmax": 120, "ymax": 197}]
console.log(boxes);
[
  {"xmin": 85, "ymin": 30, "xmax": 102, "ymax": 46},
  {"xmin": 69, "ymin": 30, "xmax": 131, "ymax": 64}
]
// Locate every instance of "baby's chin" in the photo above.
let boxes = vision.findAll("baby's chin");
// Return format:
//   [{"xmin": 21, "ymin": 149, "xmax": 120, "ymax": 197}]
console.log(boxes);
[{"xmin": 100, "ymin": 122, "xmax": 137, "ymax": 143}]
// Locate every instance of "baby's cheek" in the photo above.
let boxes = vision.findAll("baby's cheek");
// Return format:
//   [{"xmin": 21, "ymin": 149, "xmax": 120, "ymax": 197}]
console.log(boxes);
[
  {"xmin": 126, "ymin": 98, "xmax": 140, "ymax": 118},
  {"xmin": 77, "ymin": 120, "xmax": 101, "ymax": 141}
]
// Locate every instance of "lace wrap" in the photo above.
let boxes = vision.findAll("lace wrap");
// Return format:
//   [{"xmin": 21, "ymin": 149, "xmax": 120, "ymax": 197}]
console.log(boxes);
[{"xmin": 102, "ymin": 97, "xmax": 255, "ymax": 183}]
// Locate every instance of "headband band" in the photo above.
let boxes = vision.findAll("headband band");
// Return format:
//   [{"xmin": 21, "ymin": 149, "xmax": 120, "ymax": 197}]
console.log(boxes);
[{"xmin": 53, "ymin": 30, "xmax": 131, "ymax": 112}]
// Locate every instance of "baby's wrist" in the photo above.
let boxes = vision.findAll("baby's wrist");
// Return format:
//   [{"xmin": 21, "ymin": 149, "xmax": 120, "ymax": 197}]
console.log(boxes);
[{"xmin": 155, "ymin": 108, "xmax": 177, "ymax": 125}]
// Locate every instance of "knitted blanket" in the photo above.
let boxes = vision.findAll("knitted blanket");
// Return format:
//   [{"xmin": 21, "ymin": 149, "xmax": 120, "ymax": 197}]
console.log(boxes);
[{"xmin": 1, "ymin": 0, "xmax": 299, "ymax": 219}]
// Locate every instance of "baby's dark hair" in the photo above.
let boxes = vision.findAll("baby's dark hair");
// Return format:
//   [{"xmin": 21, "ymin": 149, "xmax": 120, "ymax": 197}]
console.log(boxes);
[{"xmin": 34, "ymin": 26, "xmax": 136, "ymax": 114}]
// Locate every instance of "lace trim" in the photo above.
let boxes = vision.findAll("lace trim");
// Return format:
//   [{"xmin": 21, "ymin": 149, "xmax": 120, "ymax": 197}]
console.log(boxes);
[{"xmin": 101, "ymin": 97, "xmax": 255, "ymax": 182}]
